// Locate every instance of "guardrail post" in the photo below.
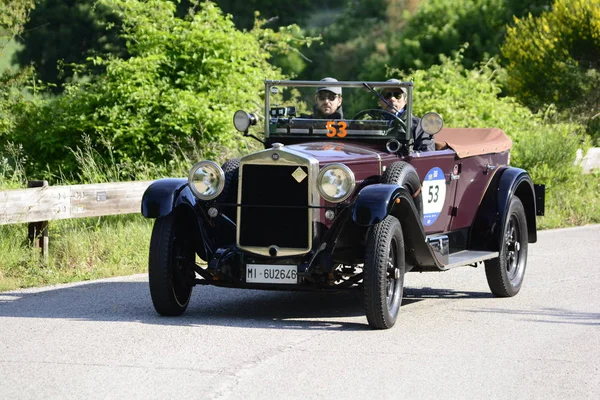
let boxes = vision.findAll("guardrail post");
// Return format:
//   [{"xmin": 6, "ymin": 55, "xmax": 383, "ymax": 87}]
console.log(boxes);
[{"xmin": 27, "ymin": 180, "xmax": 49, "ymax": 262}]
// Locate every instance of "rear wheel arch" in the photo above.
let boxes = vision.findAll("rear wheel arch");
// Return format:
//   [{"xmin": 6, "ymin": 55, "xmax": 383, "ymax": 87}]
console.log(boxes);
[
  {"xmin": 513, "ymin": 180, "xmax": 537, "ymax": 243},
  {"xmin": 470, "ymin": 168, "xmax": 538, "ymax": 251}
]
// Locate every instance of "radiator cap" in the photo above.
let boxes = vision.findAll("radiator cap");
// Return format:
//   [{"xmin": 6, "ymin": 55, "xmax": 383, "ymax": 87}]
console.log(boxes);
[{"xmin": 272, "ymin": 142, "xmax": 284, "ymax": 149}]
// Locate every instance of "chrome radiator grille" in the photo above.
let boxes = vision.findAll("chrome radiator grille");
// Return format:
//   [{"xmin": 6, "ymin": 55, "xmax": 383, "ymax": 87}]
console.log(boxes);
[{"xmin": 238, "ymin": 164, "xmax": 309, "ymax": 250}]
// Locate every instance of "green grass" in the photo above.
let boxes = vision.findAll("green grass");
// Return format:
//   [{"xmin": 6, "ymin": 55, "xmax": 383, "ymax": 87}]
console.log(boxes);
[
  {"xmin": 0, "ymin": 214, "xmax": 152, "ymax": 292},
  {"xmin": 537, "ymin": 170, "xmax": 600, "ymax": 229}
]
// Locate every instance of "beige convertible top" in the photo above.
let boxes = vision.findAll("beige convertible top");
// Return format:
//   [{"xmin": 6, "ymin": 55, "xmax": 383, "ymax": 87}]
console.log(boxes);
[{"xmin": 434, "ymin": 127, "xmax": 512, "ymax": 158}]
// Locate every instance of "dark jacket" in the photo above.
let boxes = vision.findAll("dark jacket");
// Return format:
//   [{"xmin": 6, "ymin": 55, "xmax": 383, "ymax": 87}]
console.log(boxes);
[
  {"xmin": 384, "ymin": 110, "xmax": 434, "ymax": 152},
  {"xmin": 410, "ymin": 115, "xmax": 435, "ymax": 152}
]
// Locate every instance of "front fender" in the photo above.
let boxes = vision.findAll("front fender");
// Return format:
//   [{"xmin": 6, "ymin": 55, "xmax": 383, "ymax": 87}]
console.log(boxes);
[
  {"xmin": 352, "ymin": 183, "xmax": 438, "ymax": 270},
  {"xmin": 352, "ymin": 184, "xmax": 403, "ymax": 227},
  {"xmin": 141, "ymin": 178, "xmax": 198, "ymax": 218}
]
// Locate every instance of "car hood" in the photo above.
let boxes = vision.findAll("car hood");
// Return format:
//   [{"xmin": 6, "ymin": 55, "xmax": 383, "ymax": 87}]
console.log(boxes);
[{"xmin": 285, "ymin": 142, "xmax": 385, "ymax": 165}]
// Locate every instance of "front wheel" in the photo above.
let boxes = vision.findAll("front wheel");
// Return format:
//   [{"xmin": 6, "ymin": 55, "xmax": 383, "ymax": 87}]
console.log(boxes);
[
  {"xmin": 149, "ymin": 214, "xmax": 195, "ymax": 316},
  {"xmin": 485, "ymin": 196, "xmax": 528, "ymax": 297},
  {"xmin": 363, "ymin": 215, "xmax": 405, "ymax": 329}
]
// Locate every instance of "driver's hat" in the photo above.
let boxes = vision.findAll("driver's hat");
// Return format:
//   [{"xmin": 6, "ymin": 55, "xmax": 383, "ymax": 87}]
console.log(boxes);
[
  {"xmin": 316, "ymin": 77, "xmax": 342, "ymax": 95},
  {"xmin": 382, "ymin": 78, "xmax": 407, "ymax": 95}
]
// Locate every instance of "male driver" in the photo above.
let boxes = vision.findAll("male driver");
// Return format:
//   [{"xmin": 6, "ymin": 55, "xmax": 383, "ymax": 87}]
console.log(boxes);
[
  {"xmin": 309, "ymin": 77, "xmax": 343, "ymax": 119},
  {"xmin": 379, "ymin": 78, "xmax": 434, "ymax": 152}
]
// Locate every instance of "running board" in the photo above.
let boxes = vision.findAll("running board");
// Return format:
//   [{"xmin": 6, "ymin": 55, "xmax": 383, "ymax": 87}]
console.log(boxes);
[{"xmin": 444, "ymin": 250, "xmax": 499, "ymax": 269}]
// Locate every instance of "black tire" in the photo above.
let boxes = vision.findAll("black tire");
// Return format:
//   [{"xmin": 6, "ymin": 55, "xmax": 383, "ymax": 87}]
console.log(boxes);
[
  {"xmin": 148, "ymin": 214, "xmax": 194, "ymax": 316},
  {"xmin": 485, "ymin": 196, "xmax": 528, "ymax": 297},
  {"xmin": 381, "ymin": 161, "xmax": 423, "ymax": 219},
  {"xmin": 364, "ymin": 215, "xmax": 405, "ymax": 329},
  {"xmin": 217, "ymin": 158, "xmax": 240, "ymax": 221}
]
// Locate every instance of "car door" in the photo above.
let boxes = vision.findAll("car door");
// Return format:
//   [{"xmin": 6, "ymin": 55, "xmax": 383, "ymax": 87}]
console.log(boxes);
[{"xmin": 404, "ymin": 149, "xmax": 460, "ymax": 234}]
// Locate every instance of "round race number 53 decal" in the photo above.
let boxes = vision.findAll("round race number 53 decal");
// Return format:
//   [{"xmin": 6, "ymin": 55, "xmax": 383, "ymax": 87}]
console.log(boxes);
[{"xmin": 422, "ymin": 167, "xmax": 446, "ymax": 226}]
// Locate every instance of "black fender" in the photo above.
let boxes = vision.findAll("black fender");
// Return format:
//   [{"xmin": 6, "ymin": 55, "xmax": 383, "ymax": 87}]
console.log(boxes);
[
  {"xmin": 352, "ymin": 183, "xmax": 403, "ymax": 227},
  {"xmin": 141, "ymin": 178, "xmax": 235, "ymax": 262},
  {"xmin": 352, "ymin": 184, "xmax": 438, "ymax": 269},
  {"xmin": 470, "ymin": 167, "xmax": 538, "ymax": 252},
  {"xmin": 141, "ymin": 178, "xmax": 196, "ymax": 218}
]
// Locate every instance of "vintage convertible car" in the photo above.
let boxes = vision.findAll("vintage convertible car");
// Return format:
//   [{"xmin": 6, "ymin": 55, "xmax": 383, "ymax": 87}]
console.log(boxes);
[{"xmin": 141, "ymin": 80, "xmax": 545, "ymax": 329}]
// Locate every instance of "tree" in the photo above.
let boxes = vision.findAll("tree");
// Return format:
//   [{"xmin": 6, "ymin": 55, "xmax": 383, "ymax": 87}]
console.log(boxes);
[
  {"xmin": 0, "ymin": 0, "xmax": 35, "ymax": 37},
  {"xmin": 299, "ymin": 0, "xmax": 554, "ymax": 82},
  {"xmin": 7, "ymin": 0, "xmax": 312, "ymax": 180},
  {"xmin": 1, "ymin": 0, "xmax": 35, "ymax": 138},
  {"xmin": 385, "ymin": 0, "xmax": 553, "ymax": 73},
  {"xmin": 13, "ymin": 0, "xmax": 126, "ymax": 92},
  {"xmin": 502, "ymin": 0, "xmax": 600, "ymax": 118},
  {"xmin": 299, "ymin": 0, "xmax": 409, "ymax": 81}
]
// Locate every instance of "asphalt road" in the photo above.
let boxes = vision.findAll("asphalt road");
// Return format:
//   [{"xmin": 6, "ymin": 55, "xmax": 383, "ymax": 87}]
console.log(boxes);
[{"xmin": 1, "ymin": 225, "xmax": 599, "ymax": 399}]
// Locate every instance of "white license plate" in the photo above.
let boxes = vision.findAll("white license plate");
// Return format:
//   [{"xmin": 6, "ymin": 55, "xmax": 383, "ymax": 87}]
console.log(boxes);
[{"xmin": 246, "ymin": 264, "xmax": 297, "ymax": 284}]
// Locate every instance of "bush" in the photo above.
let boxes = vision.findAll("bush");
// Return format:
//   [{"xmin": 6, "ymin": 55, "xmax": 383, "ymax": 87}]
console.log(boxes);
[{"xmin": 502, "ymin": 0, "xmax": 600, "ymax": 120}]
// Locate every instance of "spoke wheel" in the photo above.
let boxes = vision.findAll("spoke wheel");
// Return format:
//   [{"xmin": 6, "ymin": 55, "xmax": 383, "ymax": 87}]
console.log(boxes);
[
  {"xmin": 149, "ymin": 214, "xmax": 194, "ymax": 316},
  {"xmin": 485, "ymin": 197, "xmax": 528, "ymax": 297},
  {"xmin": 364, "ymin": 216, "xmax": 405, "ymax": 329}
]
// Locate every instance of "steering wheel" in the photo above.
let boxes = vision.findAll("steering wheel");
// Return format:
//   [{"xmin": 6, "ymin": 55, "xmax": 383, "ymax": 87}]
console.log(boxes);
[{"xmin": 351, "ymin": 109, "xmax": 407, "ymax": 131}]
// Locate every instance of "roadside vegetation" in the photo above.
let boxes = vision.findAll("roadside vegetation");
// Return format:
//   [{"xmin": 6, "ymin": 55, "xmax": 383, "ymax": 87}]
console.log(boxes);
[{"xmin": 1, "ymin": 0, "xmax": 598, "ymax": 291}]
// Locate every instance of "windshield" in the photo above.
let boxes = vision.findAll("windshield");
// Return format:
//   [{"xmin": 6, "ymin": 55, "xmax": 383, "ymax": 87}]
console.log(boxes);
[{"xmin": 264, "ymin": 80, "xmax": 413, "ymax": 141}]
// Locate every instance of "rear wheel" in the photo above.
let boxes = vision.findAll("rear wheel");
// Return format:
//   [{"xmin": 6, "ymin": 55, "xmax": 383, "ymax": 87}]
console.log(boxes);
[
  {"xmin": 364, "ymin": 215, "xmax": 405, "ymax": 329},
  {"xmin": 485, "ymin": 197, "xmax": 528, "ymax": 297},
  {"xmin": 149, "ymin": 214, "xmax": 195, "ymax": 316}
]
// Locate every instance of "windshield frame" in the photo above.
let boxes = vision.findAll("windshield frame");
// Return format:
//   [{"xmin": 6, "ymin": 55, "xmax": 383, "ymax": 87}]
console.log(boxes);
[{"xmin": 263, "ymin": 80, "xmax": 413, "ymax": 143}]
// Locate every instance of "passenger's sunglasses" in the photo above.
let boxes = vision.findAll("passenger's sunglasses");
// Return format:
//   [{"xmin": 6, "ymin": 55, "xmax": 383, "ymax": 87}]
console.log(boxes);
[
  {"xmin": 383, "ymin": 91, "xmax": 404, "ymax": 100},
  {"xmin": 317, "ymin": 92, "xmax": 339, "ymax": 101}
]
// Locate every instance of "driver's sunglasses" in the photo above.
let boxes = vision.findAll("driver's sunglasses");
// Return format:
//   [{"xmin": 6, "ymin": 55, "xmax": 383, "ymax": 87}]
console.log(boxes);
[
  {"xmin": 317, "ymin": 92, "xmax": 339, "ymax": 101},
  {"xmin": 383, "ymin": 91, "xmax": 404, "ymax": 100}
]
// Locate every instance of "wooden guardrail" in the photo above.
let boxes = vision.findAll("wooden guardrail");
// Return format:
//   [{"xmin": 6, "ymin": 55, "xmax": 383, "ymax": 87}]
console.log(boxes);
[{"xmin": 0, "ymin": 180, "xmax": 155, "ymax": 259}]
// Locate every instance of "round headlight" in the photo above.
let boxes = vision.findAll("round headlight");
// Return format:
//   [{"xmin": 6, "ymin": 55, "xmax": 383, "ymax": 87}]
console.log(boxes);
[
  {"xmin": 233, "ymin": 110, "xmax": 257, "ymax": 132},
  {"xmin": 317, "ymin": 163, "xmax": 356, "ymax": 203},
  {"xmin": 421, "ymin": 112, "xmax": 444, "ymax": 135},
  {"xmin": 188, "ymin": 161, "xmax": 225, "ymax": 200}
]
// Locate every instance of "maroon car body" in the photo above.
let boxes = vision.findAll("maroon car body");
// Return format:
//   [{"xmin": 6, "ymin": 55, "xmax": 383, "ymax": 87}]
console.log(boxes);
[{"xmin": 141, "ymin": 80, "xmax": 545, "ymax": 329}]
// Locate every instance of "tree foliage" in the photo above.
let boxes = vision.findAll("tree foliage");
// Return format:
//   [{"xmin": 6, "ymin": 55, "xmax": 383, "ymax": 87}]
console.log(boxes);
[
  {"xmin": 386, "ymin": 0, "xmax": 552, "ymax": 72},
  {"xmin": 501, "ymin": 0, "xmax": 600, "ymax": 118},
  {"xmin": 1, "ymin": 0, "xmax": 34, "ymax": 139},
  {"xmin": 207, "ymin": 0, "xmax": 322, "ymax": 30},
  {"xmin": 6, "ymin": 0, "xmax": 311, "ymax": 180},
  {"xmin": 300, "ymin": 0, "xmax": 553, "ymax": 82},
  {"xmin": 13, "ymin": 0, "xmax": 126, "ymax": 92},
  {"xmin": 0, "ymin": 0, "xmax": 35, "ymax": 36}
]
